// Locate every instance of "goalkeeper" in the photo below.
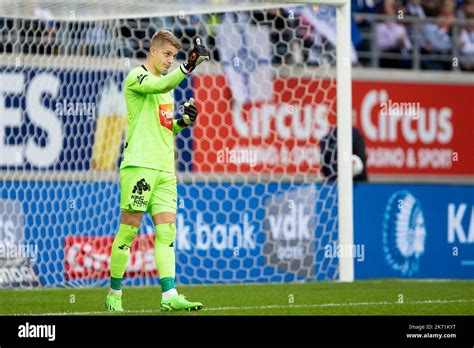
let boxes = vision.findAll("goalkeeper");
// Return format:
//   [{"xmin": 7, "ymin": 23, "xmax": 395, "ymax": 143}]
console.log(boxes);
[{"xmin": 105, "ymin": 30, "xmax": 209, "ymax": 312}]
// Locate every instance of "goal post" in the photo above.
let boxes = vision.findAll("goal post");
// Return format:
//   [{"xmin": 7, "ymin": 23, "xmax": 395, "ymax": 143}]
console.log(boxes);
[
  {"xmin": 0, "ymin": 0, "xmax": 354, "ymax": 288},
  {"xmin": 336, "ymin": 0, "xmax": 354, "ymax": 282}
]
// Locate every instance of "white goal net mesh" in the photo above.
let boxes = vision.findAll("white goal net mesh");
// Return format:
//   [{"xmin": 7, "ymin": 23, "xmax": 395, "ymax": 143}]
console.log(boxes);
[{"xmin": 0, "ymin": 1, "xmax": 343, "ymax": 288}]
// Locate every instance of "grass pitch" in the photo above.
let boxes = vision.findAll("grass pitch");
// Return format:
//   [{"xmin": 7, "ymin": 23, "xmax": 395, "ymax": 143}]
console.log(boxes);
[{"xmin": 0, "ymin": 279, "xmax": 473, "ymax": 316}]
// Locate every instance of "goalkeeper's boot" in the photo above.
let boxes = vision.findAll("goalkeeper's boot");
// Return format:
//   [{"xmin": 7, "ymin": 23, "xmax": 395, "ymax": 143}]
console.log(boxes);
[
  {"xmin": 105, "ymin": 293, "xmax": 124, "ymax": 312},
  {"xmin": 160, "ymin": 294, "xmax": 203, "ymax": 312}
]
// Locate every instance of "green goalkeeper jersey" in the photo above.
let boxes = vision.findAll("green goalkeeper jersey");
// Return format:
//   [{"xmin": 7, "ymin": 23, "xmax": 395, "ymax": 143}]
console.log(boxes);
[{"xmin": 120, "ymin": 65, "xmax": 186, "ymax": 172}]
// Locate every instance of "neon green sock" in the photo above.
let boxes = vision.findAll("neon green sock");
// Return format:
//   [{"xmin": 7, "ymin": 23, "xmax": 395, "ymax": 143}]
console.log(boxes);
[
  {"xmin": 110, "ymin": 224, "xmax": 138, "ymax": 289},
  {"xmin": 154, "ymin": 223, "xmax": 176, "ymax": 283}
]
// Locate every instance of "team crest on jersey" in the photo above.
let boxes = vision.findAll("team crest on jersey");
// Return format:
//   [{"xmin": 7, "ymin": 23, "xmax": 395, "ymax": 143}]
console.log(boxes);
[{"xmin": 159, "ymin": 103, "xmax": 174, "ymax": 131}]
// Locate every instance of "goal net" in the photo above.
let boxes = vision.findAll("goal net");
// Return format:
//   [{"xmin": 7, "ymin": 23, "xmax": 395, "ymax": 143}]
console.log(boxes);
[{"xmin": 0, "ymin": 0, "xmax": 353, "ymax": 288}]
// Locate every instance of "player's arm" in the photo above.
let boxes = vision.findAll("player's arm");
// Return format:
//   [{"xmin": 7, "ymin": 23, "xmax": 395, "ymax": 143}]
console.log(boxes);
[
  {"xmin": 173, "ymin": 98, "xmax": 198, "ymax": 134},
  {"xmin": 126, "ymin": 67, "xmax": 185, "ymax": 95},
  {"xmin": 126, "ymin": 38, "xmax": 210, "ymax": 95}
]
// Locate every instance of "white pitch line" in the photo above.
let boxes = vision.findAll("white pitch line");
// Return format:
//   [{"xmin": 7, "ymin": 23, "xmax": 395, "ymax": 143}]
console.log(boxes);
[
  {"xmin": 204, "ymin": 298, "xmax": 474, "ymax": 312},
  {"xmin": 6, "ymin": 298, "xmax": 474, "ymax": 316}
]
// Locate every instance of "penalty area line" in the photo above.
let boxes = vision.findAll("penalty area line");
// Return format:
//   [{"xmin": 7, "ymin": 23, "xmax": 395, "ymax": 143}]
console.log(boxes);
[{"xmin": 6, "ymin": 298, "xmax": 474, "ymax": 316}]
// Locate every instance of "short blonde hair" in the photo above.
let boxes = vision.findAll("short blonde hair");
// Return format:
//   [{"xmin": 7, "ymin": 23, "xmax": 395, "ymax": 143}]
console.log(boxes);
[{"xmin": 150, "ymin": 29, "xmax": 181, "ymax": 50}]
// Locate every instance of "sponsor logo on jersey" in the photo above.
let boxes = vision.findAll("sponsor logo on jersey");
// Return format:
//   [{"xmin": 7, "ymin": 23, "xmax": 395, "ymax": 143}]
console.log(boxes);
[
  {"xmin": 159, "ymin": 104, "xmax": 174, "ymax": 131},
  {"xmin": 131, "ymin": 178, "xmax": 151, "ymax": 208},
  {"xmin": 383, "ymin": 190, "xmax": 426, "ymax": 276},
  {"xmin": 132, "ymin": 178, "xmax": 151, "ymax": 195}
]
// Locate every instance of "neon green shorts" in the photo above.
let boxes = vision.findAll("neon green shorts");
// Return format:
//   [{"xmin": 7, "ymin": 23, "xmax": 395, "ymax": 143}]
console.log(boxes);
[{"xmin": 119, "ymin": 166, "xmax": 177, "ymax": 215}]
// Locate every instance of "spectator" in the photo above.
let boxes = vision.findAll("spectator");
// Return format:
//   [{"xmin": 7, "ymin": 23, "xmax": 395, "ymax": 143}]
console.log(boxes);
[
  {"xmin": 406, "ymin": 0, "xmax": 426, "ymax": 18},
  {"xmin": 84, "ymin": 22, "xmax": 109, "ymax": 56},
  {"xmin": 456, "ymin": 0, "xmax": 470, "ymax": 18},
  {"xmin": 459, "ymin": 0, "xmax": 474, "ymax": 71},
  {"xmin": 376, "ymin": 0, "xmax": 412, "ymax": 68},
  {"xmin": 439, "ymin": 0, "xmax": 456, "ymax": 32},
  {"xmin": 352, "ymin": 0, "xmax": 384, "ymax": 66},
  {"xmin": 300, "ymin": 8, "xmax": 332, "ymax": 66},
  {"xmin": 403, "ymin": 0, "xmax": 425, "ymax": 54},
  {"xmin": 420, "ymin": 0, "xmax": 453, "ymax": 70},
  {"xmin": 33, "ymin": 6, "xmax": 58, "ymax": 55},
  {"xmin": 352, "ymin": 0, "xmax": 383, "ymax": 14}
]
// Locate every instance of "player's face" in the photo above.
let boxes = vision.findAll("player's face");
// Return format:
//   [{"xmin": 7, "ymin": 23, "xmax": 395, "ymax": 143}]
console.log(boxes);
[{"xmin": 152, "ymin": 43, "xmax": 178, "ymax": 74}]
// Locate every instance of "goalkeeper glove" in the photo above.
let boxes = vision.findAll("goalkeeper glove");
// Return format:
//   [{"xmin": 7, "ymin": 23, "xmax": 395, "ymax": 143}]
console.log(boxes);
[
  {"xmin": 176, "ymin": 98, "xmax": 198, "ymax": 128},
  {"xmin": 180, "ymin": 37, "xmax": 210, "ymax": 75}
]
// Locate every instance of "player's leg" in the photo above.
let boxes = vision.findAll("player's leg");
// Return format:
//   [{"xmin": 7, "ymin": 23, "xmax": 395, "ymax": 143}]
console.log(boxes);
[
  {"xmin": 106, "ymin": 167, "xmax": 157, "ymax": 312},
  {"xmin": 149, "ymin": 171, "xmax": 202, "ymax": 311},
  {"xmin": 151, "ymin": 211, "xmax": 177, "ymax": 298},
  {"xmin": 106, "ymin": 210, "xmax": 142, "ymax": 312}
]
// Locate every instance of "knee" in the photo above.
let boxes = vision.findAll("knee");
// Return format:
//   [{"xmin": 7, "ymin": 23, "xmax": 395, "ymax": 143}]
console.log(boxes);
[
  {"xmin": 155, "ymin": 223, "xmax": 176, "ymax": 244},
  {"xmin": 113, "ymin": 224, "xmax": 138, "ymax": 246}
]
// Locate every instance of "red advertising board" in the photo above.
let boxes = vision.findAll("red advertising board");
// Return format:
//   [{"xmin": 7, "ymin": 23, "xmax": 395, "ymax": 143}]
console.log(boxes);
[
  {"xmin": 353, "ymin": 81, "xmax": 474, "ymax": 176},
  {"xmin": 64, "ymin": 235, "xmax": 157, "ymax": 280},
  {"xmin": 193, "ymin": 74, "xmax": 474, "ymax": 176},
  {"xmin": 193, "ymin": 75, "xmax": 336, "ymax": 173}
]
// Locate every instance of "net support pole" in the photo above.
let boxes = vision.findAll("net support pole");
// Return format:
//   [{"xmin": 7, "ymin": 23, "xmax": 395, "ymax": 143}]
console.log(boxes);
[{"xmin": 336, "ymin": 0, "xmax": 354, "ymax": 282}]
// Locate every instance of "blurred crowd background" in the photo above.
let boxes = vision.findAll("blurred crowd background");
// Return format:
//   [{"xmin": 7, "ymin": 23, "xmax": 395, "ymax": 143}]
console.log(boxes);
[{"xmin": 1, "ymin": 0, "xmax": 473, "ymax": 71}]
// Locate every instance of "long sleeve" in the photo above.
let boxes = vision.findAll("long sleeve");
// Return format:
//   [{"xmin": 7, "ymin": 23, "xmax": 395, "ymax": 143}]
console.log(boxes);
[{"xmin": 125, "ymin": 67, "xmax": 186, "ymax": 95}]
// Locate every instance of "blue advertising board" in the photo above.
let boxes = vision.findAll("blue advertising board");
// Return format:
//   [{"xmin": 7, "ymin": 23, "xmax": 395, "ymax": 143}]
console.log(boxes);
[
  {"xmin": 354, "ymin": 184, "xmax": 474, "ymax": 279},
  {"xmin": 0, "ymin": 180, "xmax": 472, "ymax": 287},
  {"xmin": 0, "ymin": 180, "xmax": 338, "ymax": 287}
]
